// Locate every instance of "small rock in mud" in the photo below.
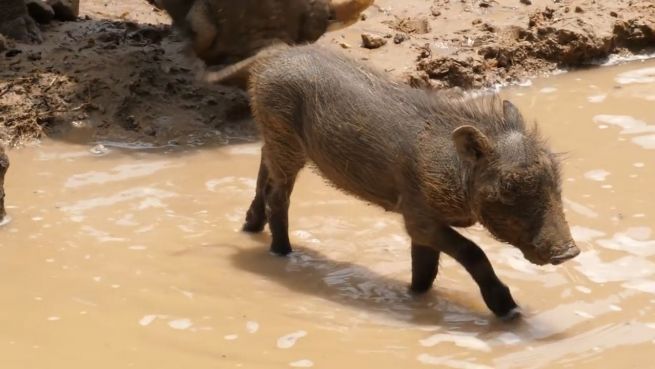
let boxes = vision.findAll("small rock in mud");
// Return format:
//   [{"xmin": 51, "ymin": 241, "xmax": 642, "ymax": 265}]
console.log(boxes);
[
  {"xmin": 479, "ymin": 0, "xmax": 492, "ymax": 8},
  {"xmin": 361, "ymin": 32, "xmax": 387, "ymax": 49},
  {"xmin": 574, "ymin": 6, "xmax": 584, "ymax": 13},
  {"xmin": 27, "ymin": 0, "xmax": 55, "ymax": 24},
  {"xmin": 430, "ymin": 6, "xmax": 441, "ymax": 17},
  {"xmin": 416, "ymin": 43, "xmax": 431, "ymax": 60},
  {"xmin": 480, "ymin": 22, "xmax": 496, "ymax": 33},
  {"xmin": 385, "ymin": 16, "xmax": 431, "ymax": 34},
  {"xmin": 520, "ymin": 0, "xmax": 532, "ymax": 5},
  {"xmin": 393, "ymin": 32, "xmax": 409, "ymax": 44},
  {"xmin": 360, "ymin": 13, "xmax": 367, "ymax": 21},
  {"xmin": 610, "ymin": 11, "xmax": 618, "ymax": 17},
  {"xmin": 0, "ymin": 35, "xmax": 7, "ymax": 52},
  {"xmin": 46, "ymin": 0, "xmax": 79, "ymax": 21},
  {"xmin": 89, "ymin": 144, "xmax": 109, "ymax": 156}
]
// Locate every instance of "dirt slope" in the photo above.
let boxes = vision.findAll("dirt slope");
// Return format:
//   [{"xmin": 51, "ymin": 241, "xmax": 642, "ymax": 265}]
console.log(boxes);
[{"xmin": 1, "ymin": 0, "xmax": 653, "ymax": 146}]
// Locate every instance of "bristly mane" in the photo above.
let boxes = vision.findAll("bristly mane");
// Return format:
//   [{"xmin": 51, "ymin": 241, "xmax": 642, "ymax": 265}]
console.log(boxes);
[{"xmin": 417, "ymin": 92, "xmax": 526, "ymax": 136}]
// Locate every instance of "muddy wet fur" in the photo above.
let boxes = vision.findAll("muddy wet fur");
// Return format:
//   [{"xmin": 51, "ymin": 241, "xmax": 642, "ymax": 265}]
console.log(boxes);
[{"xmin": 241, "ymin": 45, "xmax": 579, "ymax": 318}]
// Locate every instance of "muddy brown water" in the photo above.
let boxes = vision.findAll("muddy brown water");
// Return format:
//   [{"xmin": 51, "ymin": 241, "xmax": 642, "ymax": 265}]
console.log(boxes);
[{"xmin": 1, "ymin": 59, "xmax": 655, "ymax": 369}]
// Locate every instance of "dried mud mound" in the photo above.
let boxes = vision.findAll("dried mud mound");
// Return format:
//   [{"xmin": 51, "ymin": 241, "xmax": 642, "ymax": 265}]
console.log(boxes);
[
  {"xmin": 0, "ymin": 17, "xmax": 255, "ymax": 147},
  {"xmin": 407, "ymin": 1, "xmax": 655, "ymax": 89}
]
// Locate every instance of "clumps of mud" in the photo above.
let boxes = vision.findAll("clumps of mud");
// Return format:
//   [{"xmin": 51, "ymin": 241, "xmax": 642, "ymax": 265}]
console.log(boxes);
[
  {"xmin": 408, "ymin": 2, "xmax": 655, "ymax": 89},
  {"xmin": 0, "ymin": 17, "xmax": 255, "ymax": 147}
]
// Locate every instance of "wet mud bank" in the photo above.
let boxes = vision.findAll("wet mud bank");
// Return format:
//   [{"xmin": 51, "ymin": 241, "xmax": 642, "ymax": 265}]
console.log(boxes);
[{"xmin": 1, "ymin": 0, "xmax": 654, "ymax": 146}]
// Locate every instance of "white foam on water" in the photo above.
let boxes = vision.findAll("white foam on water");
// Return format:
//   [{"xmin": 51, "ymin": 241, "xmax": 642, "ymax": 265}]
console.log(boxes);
[
  {"xmin": 224, "ymin": 334, "xmax": 238, "ymax": 341},
  {"xmin": 61, "ymin": 187, "xmax": 176, "ymax": 213},
  {"xmin": 81, "ymin": 226, "xmax": 126, "ymax": 243},
  {"xmin": 0, "ymin": 215, "xmax": 12, "ymax": 227},
  {"xmin": 574, "ymin": 250, "xmax": 655, "ymax": 283},
  {"xmin": 602, "ymin": 53, "xmax": 655, "ymax": 66},
  {"xmin": 494, "ymin": 319, "xmax": 655, "ymax": 369},
  {"xmin": 494, "ymin": 332, "xmax": 522, "ymax": 345},
  {"xmin": 139, "ymin": 315, "xmax": 157, "ymax": 326},
  {"xmin": 47, "ymin": 316, "xmax": 61, "ymax": 321},
  {"xmin": 539, "ymin": 87, "xmax": 557, "ymax": 94},
  {"xmin": 587, "ymin": 94, "xmax": 607, "ymax": 103},
  {"xmin": 592, "ymin": 115, "xmax": 655, "ymax": 149},
  {"xmin": 65, "ymin": 161, "xmax": 175, "ymax": 188},
  {"xmin": 626, "ymin": 227, "xmax": 652, "ymax": 240},
  {"xmin": 205, "ymin": 177, "xmax": 257, "ymax": 192},
  {"xmin": 168, "ymin": 318, "xmax": 192, "ymax": 330},
  {"xmin": 563, "ymin": 198, "xmax": 599, "ymax": 218},
  {"xmin": 417, "ymin": 354, "xmax": 493, "ymax": 369},
  {"xmin": 623, "ymin": 279, "xmax": 655, "ymax": 294},
  {"xmin": 226, "ymin": 143, "xmax": 262, "ymax": 156},
  {"xmin": 615, "ymin": 67, "xmax": 655, "ymax": 85},
  {"xmin": 38, "ymin": 150, "xmax": 91, "ymax": 161},
  {"xmin": 246, "ymin": 321, "xmax": 259, "ymax": 333},
  {"xmin": 570, "ymin": 226, "xmax": 606, "ymax": 242},
  {"xmin": 592, "ymin": 115, "xmax": 655, "ymax": 134},
  {"xmin": 575, "ymin": 286, "xmax": 592, "ymax": 294},
  {"xmin": 575, "ymin": 310, "xmax": 594, "ymax": 319},
  {"xmin": 170, "ymin": 286, "xmax": 194, "ymax": 299},
  {"xmin": 633, "ymin": 162, "xmax": 645, "ymax": 168},
  {"xmin": 277, "ymin": 331, "xmax": 307, "ymax": 349},
  {"xmin": 419, "ymin": 332, "xmax": 491, "ymax": 352},
  {"xmin": 289, "ymin": 360, "xmax": 314, "ymax": 368},
  {"xmin": 584, "ymin": 169, "xmax": 610, "ymax": 182},
  {"xmin": 596, "ymin": 228, "xmax": 655, "ymax": 256},
  {"xmin": 632, "ymin": 134, "xmax": 655, "ymax": 149}
]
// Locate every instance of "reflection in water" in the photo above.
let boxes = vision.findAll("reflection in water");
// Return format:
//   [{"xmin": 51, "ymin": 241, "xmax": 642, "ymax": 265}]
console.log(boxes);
[{"xmin": 1, "ymin": 60, "xmax": 655, "ymax": 369}]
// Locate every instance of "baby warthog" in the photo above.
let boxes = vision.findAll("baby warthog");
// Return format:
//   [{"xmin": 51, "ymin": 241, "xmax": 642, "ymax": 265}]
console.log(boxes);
[
  {"xmin": 155, "ymin": 0, "xmax": 373, "ymax": 66},
  {"xmin": 242, "ymin": 45, "xmax": 580, "ymax": 318}
]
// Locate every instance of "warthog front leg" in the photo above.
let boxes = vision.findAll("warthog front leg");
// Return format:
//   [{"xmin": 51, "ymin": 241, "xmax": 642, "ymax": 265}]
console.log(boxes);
[
  {"xmin": 405, "ymin": 216, "xmax": 519, "ymax": 319},
  {"xmin": 438, "ymin": 227, "xmax": 519, "ymax": 319},
  {"xmin": 410, "ymin": 243, "xmax": 440, "ymax": 293}
]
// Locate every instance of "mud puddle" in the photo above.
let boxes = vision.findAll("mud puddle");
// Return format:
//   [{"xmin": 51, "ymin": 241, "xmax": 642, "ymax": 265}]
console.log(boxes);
[{"xmin": 1, "ymin": 59, "xmax": 655, "ymax": 368}]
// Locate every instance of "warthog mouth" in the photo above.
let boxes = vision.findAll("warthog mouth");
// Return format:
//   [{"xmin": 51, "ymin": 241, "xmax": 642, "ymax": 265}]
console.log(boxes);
[
  {"xmin": 523, "ymin": 251, "xmax": 550, "ymax": 266},
  {"xmin": 521, "ymin": 241, "xmax": 580, "ymax": 266},
  {"xmin": 549, "ymin": 242, "xmax": 580, "ymax": 265}
]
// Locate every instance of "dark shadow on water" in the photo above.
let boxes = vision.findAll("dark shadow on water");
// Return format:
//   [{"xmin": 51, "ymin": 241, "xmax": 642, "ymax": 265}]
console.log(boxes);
[
  {"xmin": 224, "ymin": 234, "xmax": 573, "ymax": 344},
  {"xmin": 226, "ymin": 232, "xmax": 555, "ymax": 335}
]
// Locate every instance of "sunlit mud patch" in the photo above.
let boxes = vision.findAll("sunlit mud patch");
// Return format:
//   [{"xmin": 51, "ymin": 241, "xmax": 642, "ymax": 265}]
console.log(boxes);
[{"xmin": 1, "ymin": 60, "xmax": 655, "ymax": 369}]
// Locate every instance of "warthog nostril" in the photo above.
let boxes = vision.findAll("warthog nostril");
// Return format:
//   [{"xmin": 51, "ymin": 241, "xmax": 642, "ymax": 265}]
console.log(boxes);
[{"xmin": 549, "ymin": 242, "xmax": 580, "ymax": 265}]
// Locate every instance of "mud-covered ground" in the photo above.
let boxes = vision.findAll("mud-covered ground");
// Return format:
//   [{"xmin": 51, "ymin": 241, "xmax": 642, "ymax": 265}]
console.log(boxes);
[{"xmin": 0, "ymin": 0, "xmax": 654, "ymax": 147}]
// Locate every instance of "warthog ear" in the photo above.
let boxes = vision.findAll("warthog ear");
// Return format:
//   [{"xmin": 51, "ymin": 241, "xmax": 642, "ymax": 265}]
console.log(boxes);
[
  {"xmin": 502, "ymin": 100, "xmax": 526, "ymax": 128},
  {"xmin": 452, "ymin": 125, "xmax": 492, "ymax": 163}
]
